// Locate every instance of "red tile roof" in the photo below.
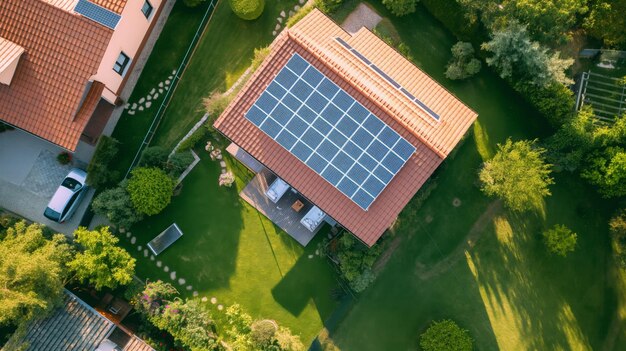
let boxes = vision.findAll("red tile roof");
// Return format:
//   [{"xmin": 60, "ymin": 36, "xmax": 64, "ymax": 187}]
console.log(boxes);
[
  {"xmin": 0, "ymin": 0, "xmax": 112, "ymax": 151},
  {"xmin": 90, "ymin": 0, "xmax": 128, "ymax": 14},
  {"xmin": 214, "ymin": 10, "xmax": 477, "ymax": 246}
]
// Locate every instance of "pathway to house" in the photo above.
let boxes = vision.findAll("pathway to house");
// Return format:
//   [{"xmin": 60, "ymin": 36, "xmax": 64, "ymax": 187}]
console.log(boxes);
[{"xmin": 341, "ymin": 3, "xmax": 382, "ymax": 34}]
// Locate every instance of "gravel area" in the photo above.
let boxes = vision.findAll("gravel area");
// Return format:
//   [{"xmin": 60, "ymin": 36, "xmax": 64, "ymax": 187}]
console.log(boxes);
[{"xmin": 341, "ymin": 3, "xmax": 382, "ymax": 34}]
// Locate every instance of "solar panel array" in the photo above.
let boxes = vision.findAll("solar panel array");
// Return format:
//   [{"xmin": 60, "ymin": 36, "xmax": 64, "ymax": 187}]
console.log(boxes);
[
  {"xmin": 335, "ymin": 37, "xmax": 441, "ymax": 121},
  {"xmin": 245, "ymin": 53, "xmax": 416, "ymax": 210},
  {"xmin": 74, "ymin": 0, "xmax": 121, "ymax": 30}
]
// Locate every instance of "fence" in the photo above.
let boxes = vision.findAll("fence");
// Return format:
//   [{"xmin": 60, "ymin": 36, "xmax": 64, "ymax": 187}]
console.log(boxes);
[
  {"xmin": 576, "ymin": 71, "xmax": 626, "ymax": 123},
  {"xmin": 124, "ymin": 0, "xmax": 219, "ymax": 179}
]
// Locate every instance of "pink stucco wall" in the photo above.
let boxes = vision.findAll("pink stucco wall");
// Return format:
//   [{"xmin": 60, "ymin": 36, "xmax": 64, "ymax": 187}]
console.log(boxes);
[{"xmin": 92, "ymin": 0, "xmax": 163, "ymax": 102}]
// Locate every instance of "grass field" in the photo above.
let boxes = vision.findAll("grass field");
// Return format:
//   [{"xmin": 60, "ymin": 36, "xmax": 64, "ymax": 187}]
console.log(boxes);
[{"xmin": 324, "ymin": 2, "xmax": 626, "ymax": 350}]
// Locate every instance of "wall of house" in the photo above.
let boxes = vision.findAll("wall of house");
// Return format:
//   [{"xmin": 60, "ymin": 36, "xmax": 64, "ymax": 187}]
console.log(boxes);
[{"xmin": 91, "ymin": 0, "xmax": 163, "ymax": 103}]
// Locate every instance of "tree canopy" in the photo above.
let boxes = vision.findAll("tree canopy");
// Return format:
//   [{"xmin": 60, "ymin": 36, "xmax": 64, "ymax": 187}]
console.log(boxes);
[
  {"xmin": 420, "ymin": 319, "xmax": 473, "ymax": 351},
  {"xmin": 479, "ymin": 139, "xmax": 554, "ymax": 211},
  {"xmin": 445, "ymin": 41, "xmax": 481, "ymax": 80},
  {"xmin": 581, "ymin": 146, "xmax": 626, "ymax": 198},
  {"xmin": 229, "ymin": 0, "xmax": 265, "ymax": 20},
  {"xmin": 584, "ymin": 0, "xmax": 626, "ymax": 48},
  {"xmin": 481, "ymin": 22, "xmax": 573, "ymax": 87},
  {"xmin": 67, "ymin": 227, "xmax": 135, "ymax": 290},
  {"xmin": 542, "ymin": 224, "xmax": 578, "ymax": 257},
  {"xmin": 0, "ymin": 221, "xmax": 72, "ymax": 326},
  {"xmin": 91, "ymin": 184, "xmax": 143, "ymax": 229},
  {"xmin": 382, "ymin": 0, "xmax": 418, "ymax": 16}
]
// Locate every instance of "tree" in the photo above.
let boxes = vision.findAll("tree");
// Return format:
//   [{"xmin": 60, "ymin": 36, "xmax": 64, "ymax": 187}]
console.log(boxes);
[
  {"xmin": 584, "ymin": 0, "xmax": 626, "ymax": 48},
  {"xmin": 610, "ymin": 209, "xmax": 626, "ymax": 268},
  {"xmin": 229, "ymin": 0, "xmax": 265, "ymax": 20},
  {"xmin": 91, "ymin": 185, "xmax": 143, "ymax": 229},
  {"xmin": 481, "ymin": 22, "xmax": 574, "ymax": 87},
  {"xmin": 581, "ymin": 146, "xmax": 626, "ymax": 198},
  {"xmin": 0, "ymin": 221, "xmax": 72, "ymax": 326},
  {"xmin": 502, "ymin": 0, "xmax": 588, "ymax": 43},
  {"xmin": 251, "ymin": 320, "xmax": 277, "ymax": 348},
  {"xmin": 420, "ymin": 319, "xmax": 473, "ymax": 351},
  {"xmin": 127, "ymin": 167, "xmax": 175, "ymax": 216},
  {"xmin": 479, "ymin": 139, "xmax": 554, "ymax": 212},
  {"xmin": 542, "ymin": 224, "xmax": 577, "ymax": 257},
  {"xmin": 445, "ymin": 42, "xmax": 481, "ymax": 80},
  {"xmin": 67, "ymin": 227, "xmax": 135, "ymax": 290},
  {"xmin": 315, "ymin": 0, "xmax": 343, "ymax": 14},
  {"xmin": 382, "ymin": 0, "xmax": 418, "ymax": 16},
  {"xmin": 139, "ymin": 146, "xmax": 169, "ymax": 169}
]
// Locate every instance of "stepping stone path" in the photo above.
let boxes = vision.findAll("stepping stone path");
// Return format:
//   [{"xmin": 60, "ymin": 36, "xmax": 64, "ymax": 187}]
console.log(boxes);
[
  {"xmin": 164, "ymin": 266, "xmax": 169, "ymax": 272},
  {"xmin": 299, "ymin": 0, "xmax": 305, "ymax": 4},
  {"xmin": 178, "ymin": 278, "xmax": 186, "ymax": 285},
  {"xmin": 202, "ymin": 297, "xmax": 208, "ymax": 302},
  {"xmin": 170, "ymin": 271, "xmax": 177, "ymax": 280},
  {"xmin": 186, "ymin": 285, "xmax": 192, "ymax": 291},
  {"xmin": 124, "ymin": 70, "xmax": 174, "ymax": 116},
  {"xmin": 157, "ymin": 261, "xmax": 162, "ymax": 267},
  {"xmin": 130, "ymin": 236, "xmax": 136, "ymax": 245},
  {"xmin": 193, "ymin": 291, "xmax": 199, "ymax": 297},
  {"xmin": 143, "ymin": 249, "xmax": 149, "ymax": 257},
  {"xmin": 217, "ymin": 304, "xmax": 223, "ymax": 311},
  {"xmin": 211, "ymin": 297, "xmax": 217, "ymax": 304},
  {"xmin": 150, "ymin": 255, "xmax": 155, "ymax": 261},
  {"xmin": 126, "ymin": 232, "xmax": 131, "ymax": 238},
  {"xmin": 137, "ymin": 245, "xmax": 142, "ymax": 251},
  {"xmin": 308, "ymin": 254, "xmax": 314, "ymax": 259}
]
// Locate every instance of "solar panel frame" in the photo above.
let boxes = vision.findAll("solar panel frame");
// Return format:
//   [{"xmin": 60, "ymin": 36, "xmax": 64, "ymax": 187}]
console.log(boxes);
[
  {"xmin": 244, "ymin": 53, "xmax": 416, "ymax": 210},
  {"xmin": 74, "ymin": 0, "xmax": 121, "ymax": 29}
]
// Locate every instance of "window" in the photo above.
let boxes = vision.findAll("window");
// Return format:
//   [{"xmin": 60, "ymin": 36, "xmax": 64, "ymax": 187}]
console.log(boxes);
[
  {"xmin": 141, "ymin": 0, "xmax": 153, "ymax": 19},
  {"xmin": 113, "ymin": 52, "xmax": 130, "ymax": 76}
]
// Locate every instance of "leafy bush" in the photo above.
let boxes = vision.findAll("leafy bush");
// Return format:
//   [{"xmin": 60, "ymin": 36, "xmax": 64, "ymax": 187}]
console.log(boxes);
[
  {"xmin": 57, "ymin": 152, "xmax": 71, "ymax": 165},
  {"xmin": 514, "ymin": 81, "xmax": 575, "ymax": 128},
  {"xmin": 165, "ymin": 151, "xmax": 194, "ymax": 178},
  {"xmin": 542, "ymin": 224, "xmax": 577, "ymax": 257},
  {"xmin": 445, "ymin": 41, "xmax": 481, "ymax": 80},
  {"xmin": 86, "ymin": 136, "xmax": 120, "ymax": 188},
  {"xmin": 581, "ymin": 146, "xmax": 626, "ymax": 198},
  {"xmin": 176, "ymin": 126, "xmax": 208, "ymax": 152},
  {"xmin": 183, "ymin": 0, "xmax": 205, "ymax": 7},
  {"xmin": 140, "ymin": 146, "xmax": 168, "ymax": 168},
  {"xmin": 91, "ymin": 184, "xmax": 143, "ymax": 228},
  {"xmin": 323, "ymin": 234, "xmax": 384, "ymax": 292},
  {"xmin": 127, "ymin": 167, "xmax": 175, "ymax": 216},
  {"xmin": 315, "ymin": 0, "xmax": 343, "ymax": 14},
  {"xmin": 420, "ymin": 320, "xmax": 473, "ymax": 351},
  {"xmin": 610, "ymin": 209, "xmax": 626, "ymax": 268},
  {"xmin": 229, "ymin": 0, "xmax": 265, "ymax": 20},
  {"xmin": 382, "ymin": 0, "xmax": 418, "ymax": 16},
  {"xmin": 251, "ymin": 320, "xmax": 277, "ymax": 347},
  {"xmin": 203, "ymin": 91, "xmax": 232, "ymax": 121},
  {"xmin": 286, "ymin": 4, "xmax": 314, "ymax": 27},
  {"xmin": 68, "ymin": 226, "xmax": 136, "ymax": 290}
]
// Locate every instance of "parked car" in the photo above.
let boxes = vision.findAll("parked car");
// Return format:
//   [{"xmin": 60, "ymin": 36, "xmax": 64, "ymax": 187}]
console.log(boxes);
[{"xmin": 44, "ymin": 168, "xmax": 88, "ymax": 223}]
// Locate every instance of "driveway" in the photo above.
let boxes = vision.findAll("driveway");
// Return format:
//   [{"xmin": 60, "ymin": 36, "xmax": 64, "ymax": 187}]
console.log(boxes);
[{"xmin": 0, "ymin": 128, "xmax": 94, "ymax": 236}]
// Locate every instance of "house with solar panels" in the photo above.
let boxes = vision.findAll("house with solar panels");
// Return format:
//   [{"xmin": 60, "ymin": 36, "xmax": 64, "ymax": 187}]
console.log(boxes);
[
  {"xmin": 0, "ymin": 0, "xmax": 171, "ymax": 151},
  {"xmin": 214, "ymin": 9, "xmax": 478, "ymax": 247}
]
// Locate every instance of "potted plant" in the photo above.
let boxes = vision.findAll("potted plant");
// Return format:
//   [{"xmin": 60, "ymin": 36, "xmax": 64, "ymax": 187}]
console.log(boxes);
[{"xmin": 57, "ymin": 151, "xmax": 72, "ymax": 165}]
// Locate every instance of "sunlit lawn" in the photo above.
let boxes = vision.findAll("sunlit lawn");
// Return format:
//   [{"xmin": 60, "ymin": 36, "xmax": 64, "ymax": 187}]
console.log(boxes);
[{"xmin": 327, "ymin": 1, "xmax": 626, "ymax": 350}]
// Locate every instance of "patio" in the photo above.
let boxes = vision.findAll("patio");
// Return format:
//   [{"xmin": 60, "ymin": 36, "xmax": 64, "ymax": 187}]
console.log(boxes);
[{"xmin": 239, "ymin": 167, "xmax": 333, "ymax": 246}]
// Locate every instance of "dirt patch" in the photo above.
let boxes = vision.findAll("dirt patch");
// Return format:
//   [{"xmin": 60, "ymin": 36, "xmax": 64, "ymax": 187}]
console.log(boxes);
[
  {"xmin": 341, "ymin": 3, "xmax": 382, "ymax": 34},
  {"xmin": 415, "ymin": 200, "xmax": 503, "ymax": 280}
]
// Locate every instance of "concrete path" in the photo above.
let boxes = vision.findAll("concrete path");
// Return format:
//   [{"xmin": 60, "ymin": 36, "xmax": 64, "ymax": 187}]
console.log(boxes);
[{"xmin": 341, "ymin": 3, "xmax": 382, "ymax": 34}]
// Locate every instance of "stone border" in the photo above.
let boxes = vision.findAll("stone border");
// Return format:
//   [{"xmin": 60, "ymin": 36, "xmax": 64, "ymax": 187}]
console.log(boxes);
[
  {"xmin": 170, "ymin": 113, "xmax": 210, "ymax": 157},
  {"xmin": 176, "ymin": 150, "xmax": 200, "ymax": 186}
]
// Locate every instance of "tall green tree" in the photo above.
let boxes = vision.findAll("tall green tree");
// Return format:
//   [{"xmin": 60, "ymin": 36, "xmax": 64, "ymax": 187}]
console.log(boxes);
[
  {"xmin": 584, "ymin": 0, "xmax": 626, "ymax": 48},
  {"xmin": 581, "ymin": 146, "xmax": 626, "ymax": 198},
  {"xmin": 127, "ymin": 167, "xmax": 175, "ymax": 216},
  {"xmin": 479, "ymin": 139, "xmax": 554, "ymax": 211},
  {"xmin": 382, "ymin": 0, "xmax": 418, "ymax": 16},
  {"xmin": 0, "ymin": 221, "xmax": 72, "ymax": 326},
  {"xmin": 481, "ymin": 22, "xmax": 574, "ymax": 87},
  {"xmin": 68, "ymin": 226, "xmax": 135, "ymax": 290},
  {"xmin": 420, "ymin": 319, "xmax": 473, "ymax": 351}
]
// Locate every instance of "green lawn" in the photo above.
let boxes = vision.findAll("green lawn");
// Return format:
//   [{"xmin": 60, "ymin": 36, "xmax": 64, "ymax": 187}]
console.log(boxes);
[
  {"xmin": 326, "ymin": 2, "xmax": 626, "ymax": 350},
  {"xmin": 119, "ymin": 151, "xmax": 338, "ymax": 343}
]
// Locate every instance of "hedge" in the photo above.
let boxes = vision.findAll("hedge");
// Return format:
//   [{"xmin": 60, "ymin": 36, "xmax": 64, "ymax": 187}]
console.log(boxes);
[{"xmin": 229, "ymin": 0, "xmax": 265, "ymax": 20}]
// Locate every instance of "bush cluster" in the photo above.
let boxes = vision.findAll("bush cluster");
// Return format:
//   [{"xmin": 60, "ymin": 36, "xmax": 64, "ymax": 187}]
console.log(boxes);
[
  {"xmin": 86, "ymin": 136, "xmax": 120, "ymax": 188},
  {"xmin": 445, "ymin": 42, "xmax": 481, "ymax": 80},
  {"xmin": 382, "ymin": 0, "xmax": 418, "ymax": 17},
  {"xmin": 229, "ymin": 0, "xmax": 265, "ymax": 20},
  {"xmin": 127, "ymin": 167, "xmax": 175, "ymax": 216},
  {"xmin": 420, "ymin": 320, "xmax": 473, "ymax": 351}
]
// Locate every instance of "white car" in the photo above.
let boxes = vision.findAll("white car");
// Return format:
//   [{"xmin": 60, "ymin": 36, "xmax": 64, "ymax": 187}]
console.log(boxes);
[{"xmin": 43, "ymin": 168, "xmax": 88, "ymax": 223}]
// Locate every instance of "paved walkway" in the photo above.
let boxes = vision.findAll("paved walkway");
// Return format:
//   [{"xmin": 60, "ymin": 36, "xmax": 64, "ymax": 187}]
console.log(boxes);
[{"xmin": 341, "ymin": 3, "xmax": 382, "ymax": 34}]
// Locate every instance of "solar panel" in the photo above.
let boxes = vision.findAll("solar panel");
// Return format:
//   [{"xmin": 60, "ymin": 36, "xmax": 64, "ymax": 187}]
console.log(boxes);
[
  {"xmin": 334, "ymin": 37, "xmax": 441, "ymax": 121},
  {"xmin": 244, "ymin": 53, "xmax": 417, "ymax": 210},
  {"xmin": 74, "ymin": 0, "xmax": 121, "ymax": 30}
]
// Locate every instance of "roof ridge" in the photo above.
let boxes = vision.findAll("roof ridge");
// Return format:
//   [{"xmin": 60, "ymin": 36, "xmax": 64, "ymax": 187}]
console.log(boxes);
[{"xmin": 286, "ymin": 28, "xmax": 446, "ymax": 159}]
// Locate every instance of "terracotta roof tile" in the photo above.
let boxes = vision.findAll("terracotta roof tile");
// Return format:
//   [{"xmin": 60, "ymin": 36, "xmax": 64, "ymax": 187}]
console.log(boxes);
[
  {"xmin": 214, "ymin": 10, "xmax": 477, "ymax": 246},
  {"xmin": 0, "ymin": 0, "xmax": 112, "ymax": 151},
  {"xmin": 90, "ymin": 0, "xmax": 128, "ymax": 14}
]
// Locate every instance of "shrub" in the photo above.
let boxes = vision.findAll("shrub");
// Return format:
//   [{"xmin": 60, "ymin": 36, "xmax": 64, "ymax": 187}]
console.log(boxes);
[
  {"xmin": 445, "ymin": 41, "xmax": 481, "ymax": 80},
  {"xmin": 515, "ymin": 81, "xmax": 575, "ymax": 128},
  {"xmin": 176, "ymin": 125, "xmax": 208, "ymax": 152},
  {"xmin": 420, "ymin": 319, "xmax": 473, "ymax": 351},
  {"xmin": 610, "ymin": 209, "xmax": 626, "ymax": 268},
  {"xmin": 323, "ymin": 234, "xmax": 384, "ymax": 292},
  {"xmin": 87, "ymin": 136, "xmax": 120, "ymax": 188},
  {"xmin": 127, "ymin": 167, "xmax": 175, "ymax": 216},
  {"xmin": 229, "ymin": 0, "xmax": 265, "ymax": 20},
  {"xmin": 183, "ymin": 0, "xmax": 205, "ymax": 7},
  {"xmin": 139, "ymin": 146, "xmax": 168, "ymax": 168},
  {"xmin": 382, "ymin": 0, "xmax": 418, "ymax": 16},
  {"xmin": 219, "ymin": 172, "xmax": 235, "ymax": 187},
  {"xmin": 542, "ymin": 224, "xmax": 577, "ymax": 257},
  {"xmin": 203, "ymin": 91, "xmax": 232, "ymax": 121},
  {"xmin": 251, "ymin": 320, "xmax": 277, "ymax": 347},
  {"xmin": 57, "ymin": 152, "xmax": 72, "ymax": 165},
  {"xmin": 165, "ymin": 152, "xmax": 194, "ymax": 178},
  {"xmin": 315, "ymin": 0, "xmax": 343, "ymax": 14},
  {"xmin": 91, "ymin": 185, "xmax": 143, "ymax": 228}
]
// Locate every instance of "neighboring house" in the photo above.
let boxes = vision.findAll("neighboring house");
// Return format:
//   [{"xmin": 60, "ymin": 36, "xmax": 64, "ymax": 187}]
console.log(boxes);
[
  {"xmin": 214, "ymin": 10, "xmax": 478, "ymax": 247},
  {"xmin": 0, "ymin": 0, "xmax": 169, "ymax": 151},
  {"xmin": 7, "ymin": 290, "xmax": 154, "ymax": 351}
]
